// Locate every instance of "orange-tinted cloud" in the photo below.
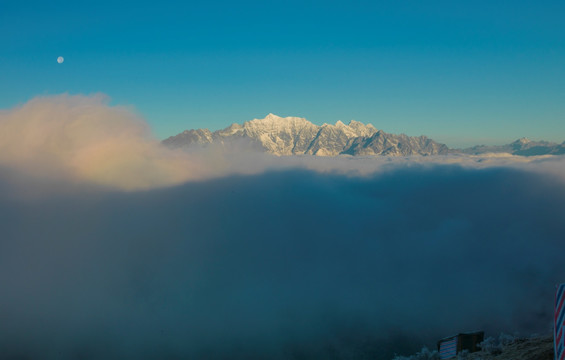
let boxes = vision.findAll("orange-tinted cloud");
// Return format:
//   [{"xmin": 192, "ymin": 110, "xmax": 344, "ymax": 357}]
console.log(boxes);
[{"xmin": 0, "ymin": 94, "xmax": 204, "ymax": 190}]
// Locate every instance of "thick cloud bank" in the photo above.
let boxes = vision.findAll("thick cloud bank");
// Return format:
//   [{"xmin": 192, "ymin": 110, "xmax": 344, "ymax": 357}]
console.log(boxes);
[
  {"xmin": 1, "ymin": 166, "xmax": 565, "ymax": 359},
  {"xmin": 1, "ymin": 95, "xmax": 565, "ymax": 359},
  {"xmin": 0, "ymin": 95, "xmax": 204, "ymax": 190}
]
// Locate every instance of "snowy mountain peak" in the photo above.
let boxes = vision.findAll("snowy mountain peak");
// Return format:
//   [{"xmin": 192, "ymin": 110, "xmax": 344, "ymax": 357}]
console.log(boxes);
[
  {"xmin": 264, "ymin": 113, "xmax": 281, "ymax": 120},
  {"xmin": 349, "ymin": 119, "xmax": 377, "ymax": 131},
  {"xmin": 335, "ymin": 120, "xmax": 346, "ymax": 127}
]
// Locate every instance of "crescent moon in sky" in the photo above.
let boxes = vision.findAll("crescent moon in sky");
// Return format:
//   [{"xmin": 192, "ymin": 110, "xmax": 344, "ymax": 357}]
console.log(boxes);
[{"xmin": 57, "ymin": 56, "xmax": 64, "ymax": 64}]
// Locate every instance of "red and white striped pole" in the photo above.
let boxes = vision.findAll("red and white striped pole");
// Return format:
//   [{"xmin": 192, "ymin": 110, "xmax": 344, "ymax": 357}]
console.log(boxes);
[{"xmin": 555, "ymin": 283, "xmax": 565, "ymax": 360}]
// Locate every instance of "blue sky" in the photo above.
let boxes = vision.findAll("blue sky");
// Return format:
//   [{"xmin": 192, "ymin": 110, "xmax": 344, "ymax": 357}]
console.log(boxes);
[{"xmin": 1, "ymin": 0, "xmax": 564, "ymax": 147}]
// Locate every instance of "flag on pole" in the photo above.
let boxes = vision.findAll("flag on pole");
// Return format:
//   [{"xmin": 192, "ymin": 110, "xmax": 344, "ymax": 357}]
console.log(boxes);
[{"xmin": 556, "ymin": 283, "xmax": 565, "ymax": 360}]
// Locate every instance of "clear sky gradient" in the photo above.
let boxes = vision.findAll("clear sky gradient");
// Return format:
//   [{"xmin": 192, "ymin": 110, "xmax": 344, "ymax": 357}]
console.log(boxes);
[{"xmin": 1, "ymin": 0, "xmax": 564, "ymax": 147}]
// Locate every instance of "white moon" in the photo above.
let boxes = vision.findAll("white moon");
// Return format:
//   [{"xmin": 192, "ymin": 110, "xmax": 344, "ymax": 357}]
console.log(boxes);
[{"xmin": 57, "ymin": 56, "xmax": 64, "ymax": 64}]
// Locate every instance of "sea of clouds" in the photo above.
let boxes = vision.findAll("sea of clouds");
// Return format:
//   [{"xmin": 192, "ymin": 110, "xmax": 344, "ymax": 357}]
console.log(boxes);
[{"xmin": 1, "ymin": 95, "xmax": 564, "ymax": 359}]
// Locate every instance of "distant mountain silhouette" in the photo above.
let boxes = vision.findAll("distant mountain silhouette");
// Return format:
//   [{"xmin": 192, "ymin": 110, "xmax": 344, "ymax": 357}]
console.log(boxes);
[{"xmin": 456, "ymin": 137, "xmax": 565, "ymax": 156}]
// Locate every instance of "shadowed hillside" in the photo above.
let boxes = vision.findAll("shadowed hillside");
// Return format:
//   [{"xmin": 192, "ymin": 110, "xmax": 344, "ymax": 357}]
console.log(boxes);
[{"xmin": 393, "ymin": 335, "xmax": 553, "ymax": 360}]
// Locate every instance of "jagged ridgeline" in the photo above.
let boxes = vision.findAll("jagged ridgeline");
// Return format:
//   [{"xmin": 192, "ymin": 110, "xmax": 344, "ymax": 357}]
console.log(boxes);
[{"xmin": 162, "ymin": 114, "xmax": 449, "ymax": 156}]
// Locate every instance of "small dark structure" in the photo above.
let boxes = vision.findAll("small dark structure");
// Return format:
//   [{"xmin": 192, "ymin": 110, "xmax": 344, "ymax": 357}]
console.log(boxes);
[{"xmin": 437, "ymin": 331, "xmax": 484, "ymax": 359}]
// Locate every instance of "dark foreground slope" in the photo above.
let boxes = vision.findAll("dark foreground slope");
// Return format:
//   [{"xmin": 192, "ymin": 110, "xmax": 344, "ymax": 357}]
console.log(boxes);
[
  {"xmin": 466, "ymin": 335, "xmax": 553, "ymax": 360},
  {"xmin": 394, "ymin": 335, "xmax": 553, "ymax": 360}
]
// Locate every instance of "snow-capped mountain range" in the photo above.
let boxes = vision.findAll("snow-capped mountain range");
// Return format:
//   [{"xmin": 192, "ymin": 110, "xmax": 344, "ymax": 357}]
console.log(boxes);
[
  {"xmin": 163, "ymin": 113, "xmax": 448, "ymax": 156},
  {"xmin": 163, "ymin": 113, "xmax": 565, "ymax": 157},
  {"xmin": 457, "ymin": 137, "xmax": 565, "ymax": 156}
]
